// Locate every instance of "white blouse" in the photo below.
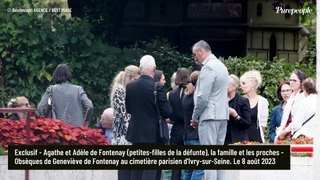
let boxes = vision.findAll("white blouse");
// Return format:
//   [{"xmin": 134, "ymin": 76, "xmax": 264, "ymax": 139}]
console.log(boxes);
[
  {"xmin": 286, "ymin": 94, "xmax": 317, "ymax": 138},
  {"xmin": 276, "ymin": 91, "xmax": 305, "ymax": 139},
  {"xmin": 257, "ymin": 95, "xmax": 269, "ymax": 143}
]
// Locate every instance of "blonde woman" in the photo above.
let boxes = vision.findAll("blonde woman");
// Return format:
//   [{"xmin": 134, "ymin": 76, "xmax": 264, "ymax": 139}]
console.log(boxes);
[
  {"xmin": 110, "ymin": 65, "xmax": 141, "ymax": 145},
  {"xmin": 240, "ymin": 70, "xmax": 269, "ymax": 143},
  {"xmin": 7, "ymin": 96, "xmax": 30, "ymax": 120},
  {"xmin": 110, "ymin": 65, "xmax": 140, "ymax": 180}
]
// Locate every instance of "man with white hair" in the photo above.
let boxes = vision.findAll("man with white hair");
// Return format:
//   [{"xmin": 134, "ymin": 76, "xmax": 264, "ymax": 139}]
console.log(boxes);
[{"xmin": 125, "ymin": 55, "xmax": 172, "ymax": 180}]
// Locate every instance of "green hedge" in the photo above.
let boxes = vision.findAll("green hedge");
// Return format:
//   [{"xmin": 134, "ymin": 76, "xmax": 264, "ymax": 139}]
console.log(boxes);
[
  {"xmin": 0, "ymin": 2, "xmax": 124, "ymax": 123},
  {"xmin": 221, "ymin": 56, "xmax": 315, "ymax": 109},
  {"xmin": 0, "ymin": 2, "xmax": 193, "ymax": 125}
]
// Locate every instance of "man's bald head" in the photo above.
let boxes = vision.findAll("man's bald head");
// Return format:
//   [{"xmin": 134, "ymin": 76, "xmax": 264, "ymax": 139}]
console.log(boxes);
[{"xmin": 101, "ymin": 108, "xmax": 113, "ymax": 129}]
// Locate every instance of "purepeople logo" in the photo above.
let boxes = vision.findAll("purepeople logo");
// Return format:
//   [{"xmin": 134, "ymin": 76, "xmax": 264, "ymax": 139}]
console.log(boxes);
[{"xmin": 275, "ymin": 6, "xmax": 313, "ymax": 15}]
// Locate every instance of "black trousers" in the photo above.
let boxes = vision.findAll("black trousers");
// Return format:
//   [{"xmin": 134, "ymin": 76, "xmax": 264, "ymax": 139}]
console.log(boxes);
[
  {"xmin": 129, "ymin": 142, "xmax": 162, "ymax": 180},
  {"xmin": 171, "ymin": 170, "xmax": 182, "ymax": 180},
  {"xmin": 130, "ymin": 169, "xmax": 161, "ymax": 180},
  {"xmin": 170, "ymin": 126, "xmax": 184, "ymax": 180},
  {"xmin": 118, "ymin": 170, "xmax": 131, "ymax": 180}
]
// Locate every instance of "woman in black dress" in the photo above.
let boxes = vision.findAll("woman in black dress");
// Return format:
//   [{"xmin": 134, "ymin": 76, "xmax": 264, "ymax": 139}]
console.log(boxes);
[
  {"xmin": 224, "ymin": 74, "xmax": 251, "ymax": 145},
  {"xmin": 168, "ymin": 67, "xmax": 190, "ymax": 180},
  {"xmin": 240, "ymin": 70, "xmax": 269, "ymax": 143}
]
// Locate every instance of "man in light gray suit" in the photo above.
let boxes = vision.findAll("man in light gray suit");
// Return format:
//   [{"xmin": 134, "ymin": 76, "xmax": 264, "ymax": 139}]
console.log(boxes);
[{"xmin": 190, "ymin": 40, "xmax": 229, "ymax": 180}]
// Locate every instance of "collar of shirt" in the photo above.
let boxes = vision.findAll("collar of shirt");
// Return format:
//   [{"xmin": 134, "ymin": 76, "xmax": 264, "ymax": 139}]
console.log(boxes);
[{"xmin": 202, "ymin": 54, "xmax": 216, "ymax": 66}]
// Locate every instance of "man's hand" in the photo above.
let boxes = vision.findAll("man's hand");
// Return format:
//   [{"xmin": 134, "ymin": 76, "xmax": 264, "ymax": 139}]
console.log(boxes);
[{"xmin": 190, "ymin": 120, "xmax": 199, "ymax": 129}]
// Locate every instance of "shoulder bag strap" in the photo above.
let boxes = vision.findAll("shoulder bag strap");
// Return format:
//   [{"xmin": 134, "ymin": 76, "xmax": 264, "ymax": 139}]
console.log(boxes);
[
  {"xmin": 47, "ymin": 85, "xmax": 54, "ymax": 106},
  {"xmin": 153, "ymin": 83, "xmax": 161, "ymax": 115},
  {"xmin": 48, "ymin": 85, "xmax": 56, "ymax": 118},
  {"xmin": 291, "ymin": 113, "xmax": 315, "ymax": 137}
]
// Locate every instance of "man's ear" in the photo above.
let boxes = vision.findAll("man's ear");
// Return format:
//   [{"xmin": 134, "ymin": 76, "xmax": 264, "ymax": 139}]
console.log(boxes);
[{"xmin": 199, "ymin": 48, "xmax": 204, "ymax": 55}]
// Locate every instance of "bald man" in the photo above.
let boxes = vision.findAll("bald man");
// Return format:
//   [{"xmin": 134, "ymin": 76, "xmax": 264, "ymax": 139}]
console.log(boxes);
[{"xmin": 99, "ymin": 108, "xmax": 113, "ymax": 143}]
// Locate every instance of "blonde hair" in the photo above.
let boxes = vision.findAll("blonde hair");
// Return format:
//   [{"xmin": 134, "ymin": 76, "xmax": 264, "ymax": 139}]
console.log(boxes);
[
  {"xmin": 110, "ymin": 65, "xmax": 141, "ymax": 106},
  {"xmin": 240, "ymin": 70, "xmax": 262, "ymax": 90},
  {"xmin": 7, "ymin": 96, "xmax": 29, "ymax": 108},
  {"xmin": 185, "ymin": 71, "xmax": 200, "ymax": 95}
]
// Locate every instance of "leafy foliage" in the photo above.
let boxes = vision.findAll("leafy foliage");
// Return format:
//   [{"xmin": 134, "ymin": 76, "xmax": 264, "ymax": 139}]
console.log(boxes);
[
  {"xmin": 0, "ymin": 145, "xmax": 5, "ymax": 155},
  {"xmin": 132, "ymin": 38, "xmax": 194, "ymax": 88},
  {"xmin": 0, "ymin": 2, "xmax": 191, "ymax": 125},
  {"xmin": 0, "ymin": 1, "xmax": 316, "ymax": 127},
  {"xmin": 221, "ymin": 56, "xmax": 316, "ymax": 109},
  {"xmin": 0, "ymin": 118, "xmax": 109, "ymax": 149},
  {"xmin": 0, "ymin": 1, "xmax": 127, "ymax": 123},
  {"xmin": 300, "ymin": 1, "xmax": 316, "ymax": 66}
]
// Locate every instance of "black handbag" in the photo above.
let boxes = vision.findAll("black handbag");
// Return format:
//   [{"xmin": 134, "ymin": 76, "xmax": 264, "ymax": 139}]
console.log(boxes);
[
  {"xmin": 44, "ymin": 85, "xmax": 54, "ymax": 118},
  {"xmin": 153, "ymin": 83, "xmax": 169, "ymax": 144}
]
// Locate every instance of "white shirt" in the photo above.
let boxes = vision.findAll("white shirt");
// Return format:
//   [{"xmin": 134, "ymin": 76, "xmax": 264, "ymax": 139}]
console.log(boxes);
[{"xmin": 286, "ymin": 94, "xmax": 317, "ymax": 138}]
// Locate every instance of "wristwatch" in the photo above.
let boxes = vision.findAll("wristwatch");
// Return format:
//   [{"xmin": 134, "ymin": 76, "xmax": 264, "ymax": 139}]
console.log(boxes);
[{"xmin": 235, "ymin": 115, "xmax": 241, "ymax": 120}]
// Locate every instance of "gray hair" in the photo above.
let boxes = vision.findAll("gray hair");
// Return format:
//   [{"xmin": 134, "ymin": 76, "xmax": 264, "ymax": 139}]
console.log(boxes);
[
  {"xmin": 229, "ymin": 74, "xmax": 240, "ymax": 89},
  {"xmin": 170, "ymin": 72, "xmax": 178, "ymax": 90},
  {"xmin": 192, "ymin": 40, "xmax": 212, "ymax": 52},
  {"xmin": 139, "ymin": 55, "xmax": 156, "ymax": 71}
]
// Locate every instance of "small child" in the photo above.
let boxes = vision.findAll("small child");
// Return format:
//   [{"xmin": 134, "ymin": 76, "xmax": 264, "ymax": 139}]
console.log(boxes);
[{"xmin": 7, "ymin": 96, "xmax": 30, "ymax": 120}]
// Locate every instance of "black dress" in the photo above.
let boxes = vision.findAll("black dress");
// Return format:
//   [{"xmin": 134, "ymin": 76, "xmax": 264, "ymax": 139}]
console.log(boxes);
[
  {"xmin": 168, "ymin": 86, "xmax": 185, "ymax": 146},
  {"xmin": 168, "ymin": 86, "xmax": 185, "ymax": 180},
  {"xmin": 247, "ymin": 104, "xmax": 262, "ymax": 143},
  {"xmin": 224, "ymin": 92, "xmax": 251, "ymax": 145},
  {"xmin": 182, "ymin": 93, "xmax": 199, "ymax": 141}
]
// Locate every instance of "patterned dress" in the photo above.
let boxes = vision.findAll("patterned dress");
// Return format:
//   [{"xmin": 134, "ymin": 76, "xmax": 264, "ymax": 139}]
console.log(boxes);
[{"xmin": 111, "ymin": 86, "xmax": 131, "ymax": 145}]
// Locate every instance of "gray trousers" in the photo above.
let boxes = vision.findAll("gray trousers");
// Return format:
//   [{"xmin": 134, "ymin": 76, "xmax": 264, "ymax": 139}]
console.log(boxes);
[{"xmin": 198, "ymin": 120, "xmax": 228, "ymax": 180}]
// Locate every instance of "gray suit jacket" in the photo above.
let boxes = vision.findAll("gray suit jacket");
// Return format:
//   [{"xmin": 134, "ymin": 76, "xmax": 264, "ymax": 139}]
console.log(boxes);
[
  {"xmin": 192, "ymin": 54, "xmax": 229, "ymax": 121},
  {"xmin": 38, "ymin": 82, "xmax": 93, "ymax": 127}
]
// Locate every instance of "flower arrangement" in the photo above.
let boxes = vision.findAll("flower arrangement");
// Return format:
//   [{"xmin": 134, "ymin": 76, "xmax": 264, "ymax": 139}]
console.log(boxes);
[
  {"xmin": 0, "ymin": 117, "xmax": 110, "ymax": 149},
  {"xmin": 275, "ymin": 136, "xmax": 313, "ymax": 145},
  {"xmin": 234, "ymin": 136, "xmax": 314, "ymax": 157},
  {"xmin": 234, "ymin": 141, "xmax": 261, "ymax": 145},
  {"xmin": 276, "ymin": 136, "xmax": 313, "ymax": 157}
]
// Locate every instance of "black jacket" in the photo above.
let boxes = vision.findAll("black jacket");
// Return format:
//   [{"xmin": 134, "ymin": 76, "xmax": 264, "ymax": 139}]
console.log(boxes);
[
  {"xmin": 225, "ymin": 92, "xmax": 251, "ymax": 144},
  {"xmin": 125, "ymin": 75, "xmax": 172, "ymax": 144},
  {"xmin": 182, "ymin": 93, "xmax": 199, "ymax": 141},
  {"xmin": 168, "ymin": 86, "xmax": 185, "ymax": 145}
]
